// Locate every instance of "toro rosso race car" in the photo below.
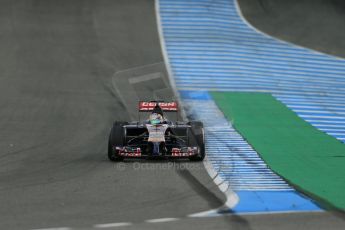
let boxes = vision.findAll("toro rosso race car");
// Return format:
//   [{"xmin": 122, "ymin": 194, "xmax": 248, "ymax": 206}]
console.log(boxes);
[{"xmin": 108, "ymin": 101, "xmax": 205, "ymax": 161}]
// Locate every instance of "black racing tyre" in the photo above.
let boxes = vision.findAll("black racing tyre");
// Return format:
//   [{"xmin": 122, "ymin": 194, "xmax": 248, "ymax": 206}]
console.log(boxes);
[
  {"xmin": 187, "ymin": 121, "xmax": 205, "ymax": 161},
  {"xmin": 108, "ymin": 121, "xmax": 128, "ymax": 162}
]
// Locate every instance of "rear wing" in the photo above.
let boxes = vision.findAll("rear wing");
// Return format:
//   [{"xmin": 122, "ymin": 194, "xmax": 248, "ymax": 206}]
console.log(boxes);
[{"xmin": 138, "ymin": 101, "xmax": 178, "ymax": 112}]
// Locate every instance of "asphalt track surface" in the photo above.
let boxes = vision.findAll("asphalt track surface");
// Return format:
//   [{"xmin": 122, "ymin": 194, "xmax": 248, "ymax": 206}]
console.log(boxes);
[
  {"xmin": 0, "ymin": 0, "xmax": 344, "ymax": 229},
  {"xmin": 0, "ymin": 0, "xmax": 225, "ymax": 229}
]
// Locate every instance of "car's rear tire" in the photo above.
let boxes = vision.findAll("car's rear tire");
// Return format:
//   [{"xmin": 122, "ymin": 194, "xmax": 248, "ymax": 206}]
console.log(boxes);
[
  {"xmin": 108, "ymin": 121, "xmax": 127, "ymax": 162},
  {"xmin": 187, "ymin": 121, "xmax": 205, "ymax": 161}
]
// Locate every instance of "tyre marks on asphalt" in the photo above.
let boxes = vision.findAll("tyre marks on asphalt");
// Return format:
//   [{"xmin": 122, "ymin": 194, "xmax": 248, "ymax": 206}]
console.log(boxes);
[{"xmin": 111, "ymin": 62, "xmax": 175, "ymax": 120}]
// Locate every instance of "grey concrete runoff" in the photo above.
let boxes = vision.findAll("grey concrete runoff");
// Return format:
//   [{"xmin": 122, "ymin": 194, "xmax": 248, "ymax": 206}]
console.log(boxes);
[
  {"xmin": 0, "ymin": 0, "xmax": 344, "ymax": 229},
  {"xmin": 238, "ymin": 0, "xmax": 345, "ymax": 58}
]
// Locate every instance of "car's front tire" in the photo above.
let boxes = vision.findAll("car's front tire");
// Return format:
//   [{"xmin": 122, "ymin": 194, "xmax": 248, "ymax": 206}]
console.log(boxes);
[
  {"xmin": 187, "ymin": 121, "xmax": 205, "ymax": 161},
  {"xmin": 108, "ymin": 121, "xmax": 127, "ymax": 162}
]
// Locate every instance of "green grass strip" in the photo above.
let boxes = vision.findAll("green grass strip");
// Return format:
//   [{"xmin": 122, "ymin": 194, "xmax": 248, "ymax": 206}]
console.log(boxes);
[{"xmin": 211, "ymin": 92, "xmax": 345, "ymax": 211}]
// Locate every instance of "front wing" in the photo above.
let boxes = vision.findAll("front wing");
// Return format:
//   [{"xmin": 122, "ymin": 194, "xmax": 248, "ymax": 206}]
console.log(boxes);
[{"xmin": 114, "ymin": 146, "xmax": 199, "ymax": 158}]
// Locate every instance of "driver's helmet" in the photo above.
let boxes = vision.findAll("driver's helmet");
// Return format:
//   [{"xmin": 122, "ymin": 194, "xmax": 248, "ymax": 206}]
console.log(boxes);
[{"xmin": 149, "ymin": 113, "xmax": 163, "ymax": 125}]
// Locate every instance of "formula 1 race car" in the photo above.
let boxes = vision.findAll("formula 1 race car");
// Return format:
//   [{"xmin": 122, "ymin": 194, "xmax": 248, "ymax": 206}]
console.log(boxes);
[{"xmin": 108, "ymin": 101, "xmax": 205, "ymax": 161}]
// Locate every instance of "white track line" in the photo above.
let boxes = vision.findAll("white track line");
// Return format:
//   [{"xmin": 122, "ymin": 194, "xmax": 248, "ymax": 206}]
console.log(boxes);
[
  {"xmin": 145, "ymin": 218, "xmax": 179, "ymax": 223},
  {"xmin": 94, "ymin": 222, "xmax": 132, "ymax": 228},
  {"xmin": 31, "ymin": 228, "xmax": 71, "ymax": 230}
]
